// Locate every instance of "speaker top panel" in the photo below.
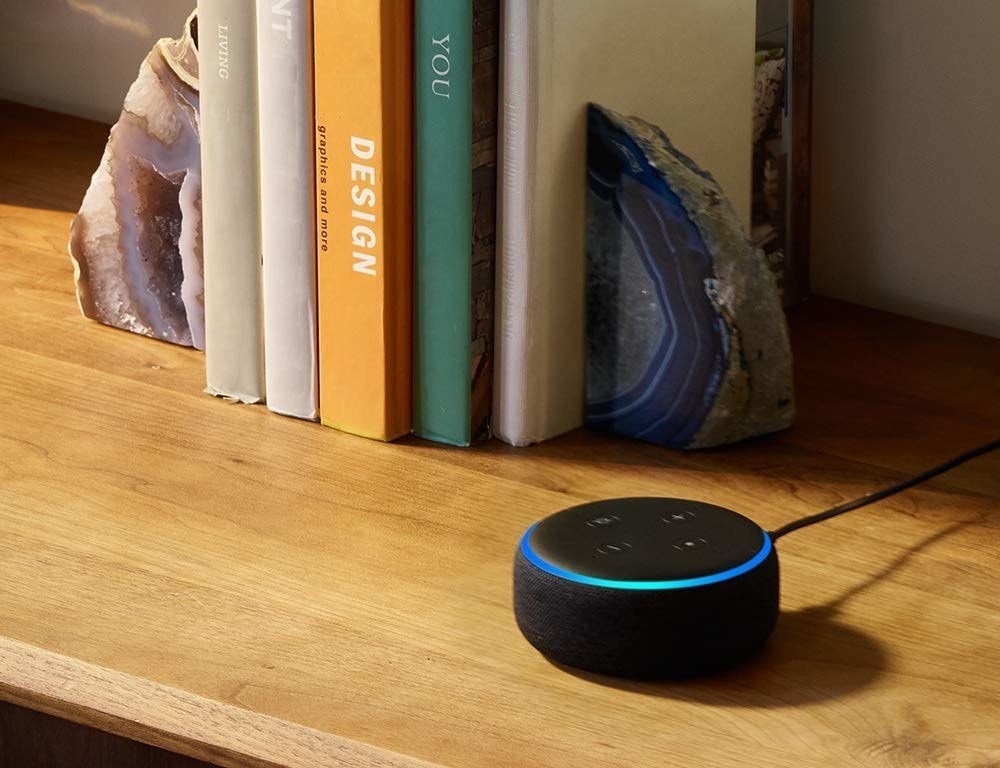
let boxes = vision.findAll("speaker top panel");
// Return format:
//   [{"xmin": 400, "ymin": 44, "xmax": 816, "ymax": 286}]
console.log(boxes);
[{"xmin": 522, "ymin": 498, "xmax": 770, "ymax": 587}]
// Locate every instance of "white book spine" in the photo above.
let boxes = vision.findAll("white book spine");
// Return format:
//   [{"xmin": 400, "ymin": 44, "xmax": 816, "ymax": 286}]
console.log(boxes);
[
  {"xmin": 199, "ymin": 0, "xmax": 266, "ymax": 403},
  {"xmin": 495, "ymin": 0, "xmax": 583, "ymax": 446},
  {"xmin": 256, "ymin": 0, "xmax": 319, "ymax": 420}
]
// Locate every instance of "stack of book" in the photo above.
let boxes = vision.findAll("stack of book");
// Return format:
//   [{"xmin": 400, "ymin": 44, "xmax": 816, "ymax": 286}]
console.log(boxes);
[{"xmin": 197, "ymin": 0, "xmax": 753, "ymax": 447}]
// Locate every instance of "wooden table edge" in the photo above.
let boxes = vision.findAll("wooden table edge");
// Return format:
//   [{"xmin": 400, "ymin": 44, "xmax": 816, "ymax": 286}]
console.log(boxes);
[{"xmin": 0, "ymin": 636, "xmax": 442, "ymax": 768}]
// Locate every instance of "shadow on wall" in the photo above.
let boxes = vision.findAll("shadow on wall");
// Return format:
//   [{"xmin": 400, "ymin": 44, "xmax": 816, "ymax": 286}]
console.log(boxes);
[
  {"xmin": 0, "ymin": 0, "xmax": 194, "ymax": 123},
  {"xmin": 0, "ymin": 101, "xmax": 111, "ymax": 212}
]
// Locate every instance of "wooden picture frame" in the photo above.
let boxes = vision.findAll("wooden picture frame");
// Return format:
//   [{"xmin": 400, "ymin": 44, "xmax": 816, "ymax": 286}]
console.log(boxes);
[
  {"xmin": 754, "ymin": 0, "xmax": 813, "ymax": 306},
  {"xmin": 789, "ymin": 0, "xmax": 813, "ymax": 304}
]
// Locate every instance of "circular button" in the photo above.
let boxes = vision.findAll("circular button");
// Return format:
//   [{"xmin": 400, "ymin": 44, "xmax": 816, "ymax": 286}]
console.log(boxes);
[
  {"xmin": 672, "ymin": 537, "xmax": 708, "ymax": 552},
  {"xmin": 587, "ymin": 515, "xmax": 621, "ymax": 528}
]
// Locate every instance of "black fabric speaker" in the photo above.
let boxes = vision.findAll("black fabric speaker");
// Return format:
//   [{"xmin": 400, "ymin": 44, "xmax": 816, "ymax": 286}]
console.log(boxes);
[{"xmin": 513, "ymin": 498, "xmax": 780, "ymax": 679}]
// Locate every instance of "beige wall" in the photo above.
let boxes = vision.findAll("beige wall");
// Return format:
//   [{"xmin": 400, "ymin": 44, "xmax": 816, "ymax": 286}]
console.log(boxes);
[
  {"xmin": 812, "ymin": 0, "xmax": 1000, "ymax": 337},
  {"xmin": 0, "ymin": 0, "xmax": 194, "ymax": 124}
]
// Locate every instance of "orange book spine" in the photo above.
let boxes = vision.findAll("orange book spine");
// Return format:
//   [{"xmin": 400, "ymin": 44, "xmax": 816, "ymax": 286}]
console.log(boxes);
[{"xmin": 314, "ymin": 0, "xmax": 414, "ymax": 440}]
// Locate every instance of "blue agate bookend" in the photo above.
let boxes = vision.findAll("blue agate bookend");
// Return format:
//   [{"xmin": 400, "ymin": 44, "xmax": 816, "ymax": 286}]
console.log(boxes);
[{"xmin": 585, "ymin": 104, "xmax": 794, "ymax": 449}]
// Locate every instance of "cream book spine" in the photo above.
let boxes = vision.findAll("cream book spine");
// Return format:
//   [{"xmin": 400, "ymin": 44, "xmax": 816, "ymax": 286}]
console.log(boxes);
[
  {"xmin": 256, "ymin": 0, "xmax": 319, "ymax": 420},
  {"xmin": 495, "ymin": 0, "xmax": 754, "ymax": 446},
  {"xmin": 199, "ymin": 0, "xmax": 266, "ymax": 403}
]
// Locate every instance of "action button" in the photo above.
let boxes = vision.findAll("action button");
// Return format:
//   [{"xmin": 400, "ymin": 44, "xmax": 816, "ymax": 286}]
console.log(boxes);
[{"xmin": 672, "ymin": 537, "xmax": 708, "ymax": 552}]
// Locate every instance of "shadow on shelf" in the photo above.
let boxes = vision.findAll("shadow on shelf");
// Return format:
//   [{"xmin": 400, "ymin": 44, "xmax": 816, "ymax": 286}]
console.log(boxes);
[
  {"xmin": 551, "ymin": 605, "xmax": 887, "ymax": 708},
  {"xmin": 544, "ymin": 521, "xmax": 968, "ymax": 707},
  {"xmin": 400, "ymin": 425, "xmax": 926, "ymax": 501}
]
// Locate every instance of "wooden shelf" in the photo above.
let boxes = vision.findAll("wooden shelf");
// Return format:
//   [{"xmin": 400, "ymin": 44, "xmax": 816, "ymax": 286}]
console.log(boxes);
[{"xmin": 1, "ymin": 100, "xmax": 998, "ymax": 768}]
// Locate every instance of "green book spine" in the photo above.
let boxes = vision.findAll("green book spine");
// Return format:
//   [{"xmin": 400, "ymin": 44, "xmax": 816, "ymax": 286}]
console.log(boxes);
[{"xmin": 414, "ymin": 0, "xmax": 498, "ymax": 446}]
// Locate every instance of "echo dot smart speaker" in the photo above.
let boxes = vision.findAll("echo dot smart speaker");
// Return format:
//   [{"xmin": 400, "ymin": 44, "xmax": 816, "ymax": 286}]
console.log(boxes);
[{"xmin": 513, "ymin": 498, "xmax": 779, "ymax": 679}]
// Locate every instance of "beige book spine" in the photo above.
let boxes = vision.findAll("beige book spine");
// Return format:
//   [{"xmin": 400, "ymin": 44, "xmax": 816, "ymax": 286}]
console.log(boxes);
[{"xmin": 200, "ymin": 0, "xmax": 266, "ymax": 403}]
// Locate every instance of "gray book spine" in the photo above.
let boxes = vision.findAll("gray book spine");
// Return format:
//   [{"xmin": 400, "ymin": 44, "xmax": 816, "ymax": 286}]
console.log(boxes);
[
  {"xmin": 199, "ymin": 0, "xmax": 266, "ymax": 403},
  {"xmin": 256, "ymin": 0, "xmax": 318, "ymax": 420}
]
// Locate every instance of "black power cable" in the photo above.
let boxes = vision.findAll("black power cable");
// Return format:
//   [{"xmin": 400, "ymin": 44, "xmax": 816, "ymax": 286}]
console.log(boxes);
[{"xmin": 770, "ymin": 438, "xmax": 1000, "ymax": 541}]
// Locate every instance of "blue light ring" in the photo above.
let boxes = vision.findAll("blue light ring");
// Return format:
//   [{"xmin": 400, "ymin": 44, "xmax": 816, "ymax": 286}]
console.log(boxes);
[{"xmin": 519, "ymin": 524, "xmax": 773, "ymax": 591}]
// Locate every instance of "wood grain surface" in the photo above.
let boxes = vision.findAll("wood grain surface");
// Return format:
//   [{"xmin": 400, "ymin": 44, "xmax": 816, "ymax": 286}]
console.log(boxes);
[{"xmin": 1, "ymin": 99, "xmax": 998, "ymax": 768}]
